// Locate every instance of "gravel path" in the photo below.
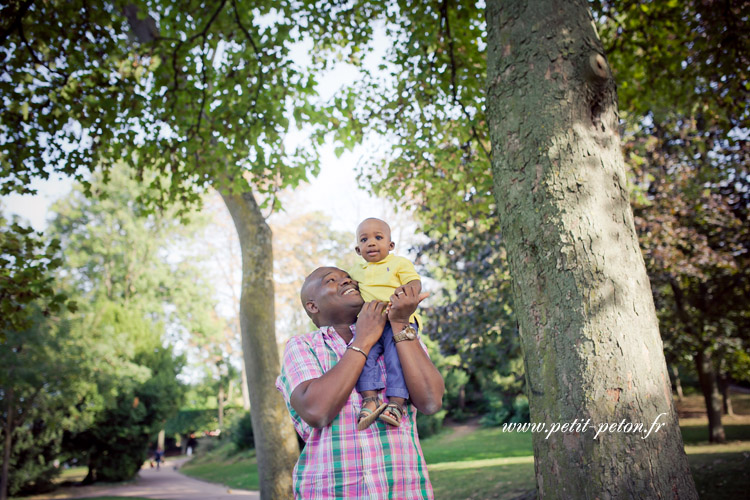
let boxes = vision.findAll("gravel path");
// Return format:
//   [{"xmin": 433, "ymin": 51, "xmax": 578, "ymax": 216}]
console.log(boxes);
[{"xmin": 35, "ymin": 458, "xmax": 259, "ymax": 500}]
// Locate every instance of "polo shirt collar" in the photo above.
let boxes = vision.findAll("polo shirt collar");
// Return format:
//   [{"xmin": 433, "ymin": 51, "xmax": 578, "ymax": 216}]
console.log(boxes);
[{"xmin": 320, "ymin": 324, "xmax": 356, "ymax": 344}]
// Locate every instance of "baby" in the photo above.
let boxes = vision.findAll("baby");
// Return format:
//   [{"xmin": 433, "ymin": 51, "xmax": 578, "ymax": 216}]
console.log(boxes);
[{"xmin": 348, "ymin": 217, "xmax": 422, "ymax": 430}]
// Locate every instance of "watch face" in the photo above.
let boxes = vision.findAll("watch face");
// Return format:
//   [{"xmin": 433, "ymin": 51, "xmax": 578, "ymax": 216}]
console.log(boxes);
[{"xmin": 396, "ymin": 326, "xmax": 417, "ymax": 341}]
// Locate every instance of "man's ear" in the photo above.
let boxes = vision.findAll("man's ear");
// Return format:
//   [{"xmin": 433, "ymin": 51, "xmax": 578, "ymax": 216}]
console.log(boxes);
[
  {"xmin": 389, "ymin": 241, "xmax": 395, "ymax": 251},
  {"xmin": 305, "ymin": 300, "xmax": 319, "ymax": 316},
  {"xmin": 355, "ymin": 246, "xmax": 361, "ymax": 255}
]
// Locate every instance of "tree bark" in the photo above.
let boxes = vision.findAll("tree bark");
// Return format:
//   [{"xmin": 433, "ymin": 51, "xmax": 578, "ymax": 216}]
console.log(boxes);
[
  {"xmin": 241, "ymin": 361, "xmax": 251, "ymax": 410},
  {"xmin": 485, "ymin": 1, "xmax": 698, "ymax": 498},
  {"xmin": 218, "ymin": 382, "xmax": 225, "ymax": 430},
  {"xmin": 718, "ymin": 371, "xmax": 734, "ymax": 417},
  {"xmin": 1, "ymin": 388, "xmax": 13, "ymax": 500},
  {"xmin": 672, "ymin": 364, "xmax": 684, "ymax": 402},
  {"xmin": 219, "ymin": 187, "xmax": 299, "ymax": 500},
  {"xmin": 695, "ymin": 350, "xmax": 726, "ymax": 442}
]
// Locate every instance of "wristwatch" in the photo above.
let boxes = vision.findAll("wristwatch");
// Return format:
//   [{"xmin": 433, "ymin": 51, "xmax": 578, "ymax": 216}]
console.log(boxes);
[{"xmin": 393, "ymin": 325, "xmax": 417, "ymax": 343}]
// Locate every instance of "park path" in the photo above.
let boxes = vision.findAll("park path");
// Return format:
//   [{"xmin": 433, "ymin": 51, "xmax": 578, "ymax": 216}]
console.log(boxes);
[{"xmin": 36, "ymin": 458, "xmax": 259, "ymax": 500}]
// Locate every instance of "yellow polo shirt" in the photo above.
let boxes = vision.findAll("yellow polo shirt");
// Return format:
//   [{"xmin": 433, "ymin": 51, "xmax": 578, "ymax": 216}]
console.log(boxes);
[{"xmin": 348, "ymin": 254, "xmax": 422, "ymax": 327}]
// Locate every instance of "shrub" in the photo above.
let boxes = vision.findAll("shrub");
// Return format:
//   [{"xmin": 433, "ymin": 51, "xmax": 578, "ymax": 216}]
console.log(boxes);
[
  {"xmin": 230, "ymin": 411, "xmax": 254, "ymax": 450},
  {"xmin": 416, "ymin": 409, "xmax": 447, "ymax": 439}
]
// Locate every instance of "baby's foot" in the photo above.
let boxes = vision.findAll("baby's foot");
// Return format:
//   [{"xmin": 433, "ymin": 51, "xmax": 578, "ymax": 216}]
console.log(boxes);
[{"xmin": 357, "ymin": 395, "xmax": 387, "ymax": 430}]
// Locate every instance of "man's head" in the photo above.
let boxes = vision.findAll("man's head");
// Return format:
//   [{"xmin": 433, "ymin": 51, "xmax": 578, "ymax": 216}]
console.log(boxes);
[
  {"xmin": 300, "ymin": 267, "xmax": 363, "ymax": 327},
  {"xmin": 355, "ymin": 217, "xmax": 395, "ymax": 263}
]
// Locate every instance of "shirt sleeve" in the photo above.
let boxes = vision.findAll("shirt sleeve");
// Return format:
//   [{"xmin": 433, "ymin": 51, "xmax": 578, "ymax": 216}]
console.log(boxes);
[
  {"xmin": 275, "ymin": 335, "xmax": 322, "ymax": 440},
  {"xmin": 276, "ymin": 335, "xmax": 325, "ymax": 402},
  {"xmin": 347, "ymin": 261, "xmax": 364, "ymax": 284},
  {"xmin": 394, "ymin": 256, "xmax": 421, "ymax": 285}
]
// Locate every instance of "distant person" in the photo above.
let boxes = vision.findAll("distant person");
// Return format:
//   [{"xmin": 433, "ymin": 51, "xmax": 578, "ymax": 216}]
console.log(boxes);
[
  {"xmin": 154, "ymin": 447, "xmax": 164, "ymax": 470},
  {"xmin": 276, "ymin": 266, "xmax": 443, "ymax": 498},
  {"xmin": 347, "ymin": 217, "xmax": 423, "ymax": 430}
]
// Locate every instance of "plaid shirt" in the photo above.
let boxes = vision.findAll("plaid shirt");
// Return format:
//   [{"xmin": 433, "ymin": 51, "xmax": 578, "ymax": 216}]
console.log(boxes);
[{"xmin": 275, "ymin": 325, "xmax": 434, "ymax": 500}]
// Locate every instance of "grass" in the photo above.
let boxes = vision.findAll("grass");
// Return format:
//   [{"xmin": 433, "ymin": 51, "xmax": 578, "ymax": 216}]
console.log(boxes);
[
  {"xmin": 56, "ymin": 466, "xmax": 88, "ymax": 484},
  {"xmin": 181, "ymin": 418, "xmax": 750, "ymax": 499},
  {"xmin": 180, "ymin": 440, "xmax": 260, "ymax": 491},
  {"xmin": 685, "ymin": 441, "xmax": 750, "ymax": 500},
  {"xmin": 420, "ymin": 427, "xmax": 533, "ymax": 464},
  {"xmin": 145, "ymin": 394, "xmax": 750, "ymax": 499}
]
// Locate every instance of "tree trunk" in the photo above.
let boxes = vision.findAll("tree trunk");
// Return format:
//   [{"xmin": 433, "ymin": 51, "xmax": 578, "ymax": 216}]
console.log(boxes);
[
  {"xmin": 218, "ymin": 382, "xmax": 225, "ymax": 430},
  {"xmin": 672, "ymin": 364, "xmax": 684, "ymax": 402},
  {"xmin": 219, "ymin": 187, "xmax": 299, "ymax": 500},
  {"xmin": 695, "ymin": 350, "xmax": 726, "ymax": 442},
  {"xmin": 0, "ymin": 389, "xmax": 13, "ymax": 500},
  {"xmin": 157, "ymin": 429, "xmax": 165, "ymax": 451},
  {"xmin": 718, "ymin": 372, "xmax": 734, "ymax": 417},
  {"xmin": 241, "ymin": 361, "xmax": 251, "ymax": 410},
  {"xmin": 485, "ymin": 1, "xmax": 698, "ymax": 498}
]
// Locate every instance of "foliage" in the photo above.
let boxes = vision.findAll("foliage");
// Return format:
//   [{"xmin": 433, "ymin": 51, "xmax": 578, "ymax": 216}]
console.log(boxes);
[
  {"xmin": 415, "ymin": 410, "xmax": 446, "ymax": 440},
  {"xmin": 319, "ymin": 1, "xmax": 749, "ymax": 427},
  {"xmin": 270, "ymin": 206, "xmax": 355, "ymax": 338},
  {"xmin": 0, "ymin": 216, "xmax": 76, "ymax": 341},
  {"xmin": 229, "ymin": 411, "xmax": 255, "ymax": 451},
  {"xmin": 595, "ymin": 0, "xmax": 748, "ymax": 133},
  {"xmin": 41, "ymin": 167, "xmax": 232, "ymax": 483},
  {"xmin": 62, "ymin": 302, "xmax": 185, "ymax": 482},
  {"xmin": 164, "ymin": 409, "xmax": 221, "ymax": 438},
  {"xmin": 597, "ymin": 0, "xmax": 749, "ymax": 436},
  {"xmin": 0, "ymin": 308, "xmax": 92, "ymax": 496},
  {"xmin": 0, "ymin": 0, "xmax": 340, "ymax": 207}
]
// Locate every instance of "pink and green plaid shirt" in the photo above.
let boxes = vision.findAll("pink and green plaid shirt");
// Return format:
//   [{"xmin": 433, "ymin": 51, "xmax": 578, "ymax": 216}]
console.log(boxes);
[{"xmin": 275, "ymin": 325, "xmax": 434, "ymax": 499}]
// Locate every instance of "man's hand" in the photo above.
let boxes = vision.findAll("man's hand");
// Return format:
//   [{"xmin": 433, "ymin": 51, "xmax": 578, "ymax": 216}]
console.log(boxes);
[
  {"xmin": 388, "ymin": 286, "xmax": 429, "ymax": 324},
  {"xmin": 354, "ymin": 300, "xmax": 388, "ymax": 350}
]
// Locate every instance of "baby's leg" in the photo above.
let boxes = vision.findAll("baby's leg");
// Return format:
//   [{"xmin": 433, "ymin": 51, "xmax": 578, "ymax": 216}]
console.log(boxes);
[
  {"xmin": 379, "ymin": 322, "xmax": 413, "ymax": 426},
  {"xmin": 381, "ymin": 322, "xmax": 410, "ymax": 401},
  {"xmin": 356, "ymin": 336, "xmax": 387, "ymax": 430},
  {"xmin": 355, "ymin": 336, "xmax": 385, "ymax": 395}
]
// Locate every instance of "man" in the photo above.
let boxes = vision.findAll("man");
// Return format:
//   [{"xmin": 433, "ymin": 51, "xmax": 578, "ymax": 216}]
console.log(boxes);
[{"xmin": 276, "ymin": 267, "xmax": 444, "ymax": 499}]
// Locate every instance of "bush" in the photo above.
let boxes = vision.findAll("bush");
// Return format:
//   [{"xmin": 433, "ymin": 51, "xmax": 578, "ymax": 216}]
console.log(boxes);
[
  {"xmin": 416, "ymin": 409, "xmax": 446, "ymax": 439},
  {"xmin": 230, "ymin": 411, "xmax": 254, "ymax": 450},
  {"xmin": 480, "ymin": 394, "xmax": 529, "ymax": 427}
]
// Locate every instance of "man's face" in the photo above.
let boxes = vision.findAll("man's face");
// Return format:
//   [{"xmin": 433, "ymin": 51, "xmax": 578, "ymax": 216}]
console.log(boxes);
[
  {"xmin": 355, "ymin": 219, "xmax": 395, "ymax": 263},
  {"xmin": 303, "ymin": 267, "xmax": 363, "ymax": 323}
]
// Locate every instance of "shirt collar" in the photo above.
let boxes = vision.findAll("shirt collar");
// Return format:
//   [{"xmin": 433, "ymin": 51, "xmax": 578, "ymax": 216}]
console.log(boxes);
[{"xmin": 320, "ymin": 324, "xmax": 356, "ymax": 344}]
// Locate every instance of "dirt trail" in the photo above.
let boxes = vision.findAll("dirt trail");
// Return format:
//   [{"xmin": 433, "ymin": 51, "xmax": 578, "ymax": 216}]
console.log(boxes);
[{"xmin": 440, "ymin": 416, "xmax": 482, "ymax": 443}]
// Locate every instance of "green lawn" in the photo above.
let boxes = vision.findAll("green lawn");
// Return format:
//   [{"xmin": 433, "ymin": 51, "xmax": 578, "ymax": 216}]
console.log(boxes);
[
  {"xmin": 180, "ymin": 441, "xmax": 260, "ymax": 490},
  {"xmin": 179, "ymin": 421, "xmax": 750, "ymax": 499}
]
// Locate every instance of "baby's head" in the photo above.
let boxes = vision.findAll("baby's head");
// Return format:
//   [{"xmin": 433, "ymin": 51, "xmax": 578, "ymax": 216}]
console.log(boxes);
[{"xmin": 355, "ymin": 217, "xmax": 394, "ymax": 263}]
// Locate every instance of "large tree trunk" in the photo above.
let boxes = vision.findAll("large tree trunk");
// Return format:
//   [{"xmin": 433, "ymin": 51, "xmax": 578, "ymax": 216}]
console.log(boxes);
[
  {"xmin": 241, "ymin": 361, "xmax": 251, "ymax": 410},
  {"xmin": 485, "ymin": 1, "xmax": 697, "ymax": 498},
  {"xmin": 0, "ymin": 389, "xmax": 13, "ymax": 500},
  {"xmin": 219, "ymin": 187, "xmax": 299, "ymax": 499},
  {"xmin": 695, "ymin": 350, "xmax": 726, "ymax": 442}
]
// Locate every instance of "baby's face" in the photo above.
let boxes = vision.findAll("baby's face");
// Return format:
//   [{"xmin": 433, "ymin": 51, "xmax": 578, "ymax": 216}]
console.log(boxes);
[{"xmin": 355, "ymin": 219, "xmax": 395, "ymax": 263}]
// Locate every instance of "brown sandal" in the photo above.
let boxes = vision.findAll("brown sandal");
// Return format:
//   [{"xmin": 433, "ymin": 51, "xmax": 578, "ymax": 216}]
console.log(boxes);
[
  {"xmin": 379, "ymin": 402, "xmax": 406, "ymax": 427},
  {"xmin": 357, "ymin": 396, "xmax": 387, "ymax": 430}
]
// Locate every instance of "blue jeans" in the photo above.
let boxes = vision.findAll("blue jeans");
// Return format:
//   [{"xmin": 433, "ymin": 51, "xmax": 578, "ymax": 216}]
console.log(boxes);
[{"xmin": 355, "ymin": 322, "xmax": 414, "ymax": 400}]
